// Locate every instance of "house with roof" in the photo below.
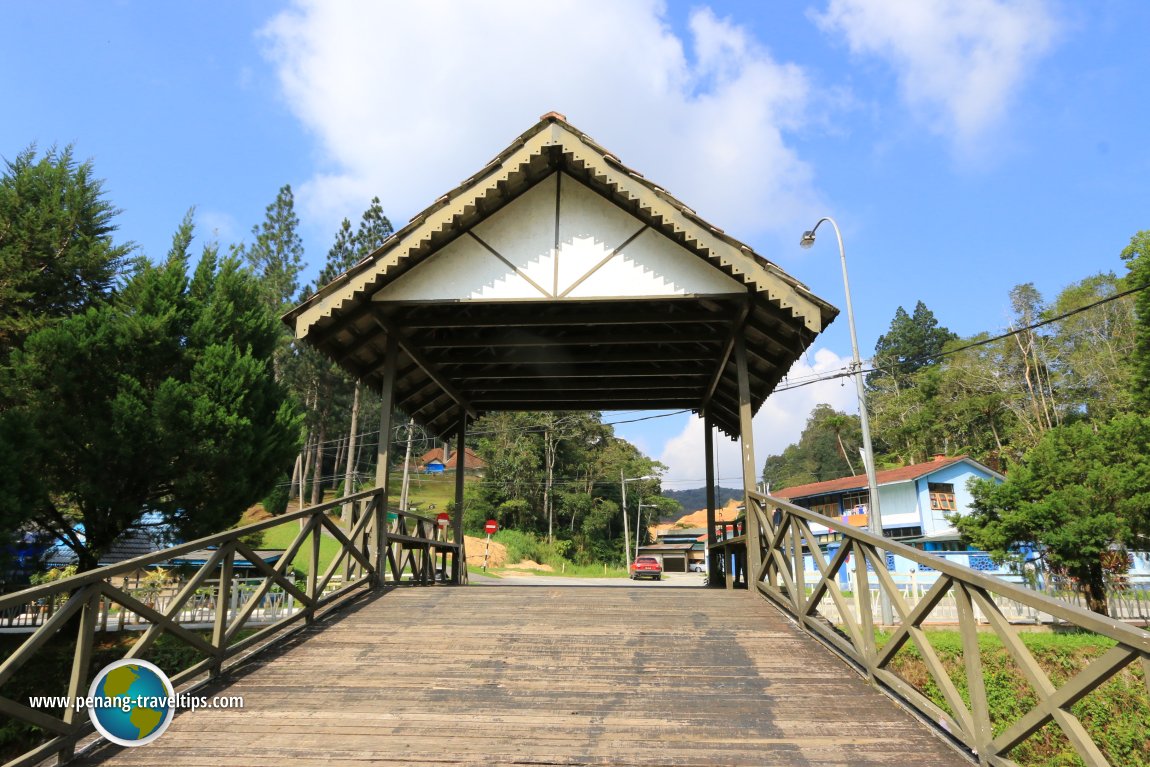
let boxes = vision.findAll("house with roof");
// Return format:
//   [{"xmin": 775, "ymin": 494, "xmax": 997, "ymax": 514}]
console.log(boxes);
[
  {"xmin": 772, "ymin": 455, "xmax": 1006, "ymax": 575},
  {"xmin": 419, "ymin": 446, "xmax": 486, "ymax": 475},
  {"xmin": 638, "ymin": 527, "xmax": 708, "ymax": 572}
]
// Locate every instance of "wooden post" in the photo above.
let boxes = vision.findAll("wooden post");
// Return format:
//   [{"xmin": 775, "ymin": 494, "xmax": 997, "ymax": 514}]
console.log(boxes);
[
  {"xmin": 734, "ymin": 332, "xmax": 762, "ymax": 587},
  {"xmin": 452, "ymin": 414, "xmax": 467, "ymax": 584},
  {"xmin": 211, "ymin": 543, "xmax": 234, "ymax": 677},
  {"xmin": 60, "ymin": 587, "xmax": 100, "ymax": 761},
  {"xmin": 704, "ymin": 411, "xmax": 721, "ymax": 589},
  {"xmin": 373, "ymin": 335, "xmax": 399, "ymax": 577}
]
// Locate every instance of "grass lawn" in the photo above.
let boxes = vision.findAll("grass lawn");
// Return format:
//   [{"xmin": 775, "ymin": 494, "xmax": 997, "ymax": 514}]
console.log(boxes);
[{"xmin": 261, "ymin": 517, "xmax": 345, "ymax": 576}]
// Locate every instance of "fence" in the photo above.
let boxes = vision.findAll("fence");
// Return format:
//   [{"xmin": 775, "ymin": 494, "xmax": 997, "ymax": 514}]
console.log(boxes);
[
  {"xmin": 0, "ymin": 488, "xmax": 460, "ymax": 767},
  {"xmin": 748, "ymin": 490, "xmax": 1150, "ymax": 767}
]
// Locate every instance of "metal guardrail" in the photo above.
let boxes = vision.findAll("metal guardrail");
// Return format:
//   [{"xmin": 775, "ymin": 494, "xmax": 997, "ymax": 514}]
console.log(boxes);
[
  {"xmin": 0, "ymin": 488, "xmax": 460, "ymax": 767},
  {"xmin": 747, "ymin": 490, "xmax": 1150, "ymax": 767}
]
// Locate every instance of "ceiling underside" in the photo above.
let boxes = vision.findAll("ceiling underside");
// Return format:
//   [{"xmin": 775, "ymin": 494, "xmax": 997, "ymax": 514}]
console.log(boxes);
[
  {"xmin": 289, "ymin": 122, "xmax": 838, "ymax": 440},
  {"xmin": 303, "ymin": 291, "xmax": 822, "ymax": 439}
]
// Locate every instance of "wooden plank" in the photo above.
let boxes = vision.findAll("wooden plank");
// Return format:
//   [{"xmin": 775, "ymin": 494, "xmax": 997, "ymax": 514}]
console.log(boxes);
[{"xmin": 73, "ymin": 581, "xmax": 968, "ymax": 767}]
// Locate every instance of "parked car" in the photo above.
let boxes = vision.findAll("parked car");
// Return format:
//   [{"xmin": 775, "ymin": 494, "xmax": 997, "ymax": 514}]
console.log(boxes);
[
  {"xmin": 630, "ymin": 556, "xmax": 662, "ymax": 580},
  {"xmin": 689, "ymin": 562, "xmax": 707, "ymax": 573}
]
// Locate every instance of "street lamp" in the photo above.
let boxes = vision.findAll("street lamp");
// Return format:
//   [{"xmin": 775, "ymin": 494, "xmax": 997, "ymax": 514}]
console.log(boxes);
[
  {"xmin": 801, "ymin": 217, "xmax": 893, "ymax": 625},
  {"xmin": 621, "ymin": 474, "xmax": 654, "ymax": 570},
  {"xmin": 636, "ymin": 503, "xmax": 660, "ymax": 561}
]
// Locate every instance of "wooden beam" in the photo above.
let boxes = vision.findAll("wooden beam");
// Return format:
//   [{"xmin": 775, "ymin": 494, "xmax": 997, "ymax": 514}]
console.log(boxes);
[
  {"xmin": 471, "ymin": 399, "xmax": 697, "ymax": 411},
  {"xmin": 470, "ymin": 391, "xmax": 699, "ymax": 404},
  {"xmin": 434, "ymin": 347, "xmax": 718, "ymax": 365},
  {"xmin": 416, "ymin": 329, "xmax": 723, "ymax": 349},
  {"xmin": 700, "ymin": 297, "xmax": 751, "ymax": 414},
  {"xmin": 705, "ymin": 411, "xmax": 722, "ymax": 589},
  {"xmin": 464, "ymin": 382, "xmax": 701, "ymax": 395},
  {"xmin": 455, "ymin": 370, "xmax": 712, "ymax": 381},
  {"xmin": 452, "ymin": 415, "xmax": 467, "ymax": 584},
  {"xmin": 397, "ymin": 303, "xmax": 738, "ymax": 329},
  {"xmin": 374, "ymin": 335, "xmax": 399, "ymax": 574},
  {"xmin": 735, "ymin": 331, "xmax": 762, "ymax": 582},
  {"xmin": 373, "ymin": 313, "xmax": 477, "ymax": 419}
]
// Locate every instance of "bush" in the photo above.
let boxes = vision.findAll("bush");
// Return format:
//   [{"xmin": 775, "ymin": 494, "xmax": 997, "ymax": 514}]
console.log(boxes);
[{"xmin": 262, "ymin": 478, "xmax": 290, "ymax": 516}]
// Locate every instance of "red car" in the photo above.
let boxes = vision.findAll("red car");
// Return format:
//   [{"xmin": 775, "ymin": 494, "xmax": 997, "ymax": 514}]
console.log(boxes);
[{"xmin": 630, "ymin": 556, "xmax": 662, "ymax": 581}]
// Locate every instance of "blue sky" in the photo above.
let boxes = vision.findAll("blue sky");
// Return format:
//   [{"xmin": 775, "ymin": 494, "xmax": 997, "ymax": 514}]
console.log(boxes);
[{"xmin": 3, "ymin": 1, "xmax": 1147, "ymax": 486}]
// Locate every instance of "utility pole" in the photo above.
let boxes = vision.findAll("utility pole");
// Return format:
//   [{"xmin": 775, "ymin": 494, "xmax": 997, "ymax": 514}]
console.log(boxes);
[
  {"xmin": 399, "ymin": 418, "xmax": 415, "ymax": 511},
  {"xmin": 621, "ymin": 470, "xmax": 631, "ymax": 570}
]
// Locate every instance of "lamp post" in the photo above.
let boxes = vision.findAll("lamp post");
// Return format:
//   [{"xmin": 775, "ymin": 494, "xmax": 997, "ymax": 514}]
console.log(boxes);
[
  {"xmin": 621, "ymin": 474, "xmax": 653, "ymax": 570},
  {"xmin": 636, "ymin": 503, "xmax": 660, "ymax": 561},
  {"xmin": 800, "ymin": 217, "xmax": 893, "ymax": 625}
]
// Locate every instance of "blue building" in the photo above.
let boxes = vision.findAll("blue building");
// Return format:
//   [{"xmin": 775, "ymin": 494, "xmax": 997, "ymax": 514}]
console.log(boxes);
[{"xmin": 773, "ymin": 455, "xmax": 1008, "ymax": 575}]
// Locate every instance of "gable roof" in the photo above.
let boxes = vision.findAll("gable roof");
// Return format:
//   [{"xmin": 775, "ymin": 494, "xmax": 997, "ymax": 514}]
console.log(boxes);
[
  {"xmin": 419, "ymin": 446, "xmax": 486, "ymax": 470},
  {"xmin": 771, "ymin": 455, "xmax": 1001, "ymax": 501},
  {"xmin": 285, "ymin": 112, "xmax": 838, "ymax": 439}
]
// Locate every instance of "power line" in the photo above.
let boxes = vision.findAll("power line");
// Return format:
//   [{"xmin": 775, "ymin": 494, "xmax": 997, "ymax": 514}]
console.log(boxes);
[{"xmin": 772, "ymin": 281, "xmax": 1146, "ymax": 394}]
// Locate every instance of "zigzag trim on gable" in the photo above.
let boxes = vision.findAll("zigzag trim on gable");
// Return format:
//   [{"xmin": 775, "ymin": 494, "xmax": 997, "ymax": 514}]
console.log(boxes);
[{"xmin": 288, "ymin": 118, "xmax": 831, "ymax": 340}]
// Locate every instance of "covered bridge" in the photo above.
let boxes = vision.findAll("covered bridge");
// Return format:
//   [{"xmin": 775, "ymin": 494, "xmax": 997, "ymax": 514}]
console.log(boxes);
[{"xmin": 284, "ymin": 112, "xmax": 838, "ymax": 583}]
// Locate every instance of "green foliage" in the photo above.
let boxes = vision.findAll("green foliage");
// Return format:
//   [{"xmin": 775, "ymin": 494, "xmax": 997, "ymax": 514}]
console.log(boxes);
[
  {"xmin": 1046, "ymin": 271, "xmax": 1135, "ymax": 421},
  {"xmin": 234, "ymin": 184, "xmax": 304, "ymax": 314},
  {"xmin": 0, "ymin": 145, "xmax": 131, "ymax": 362},
  {"xmin": 867, "ymin": 300, "xmax": 956, "ymax": 388},
  {"xmin": 491, "ymin": 529, "xmax": 572, "ymax": 568},
  {"xmin": 763, "ymin": 403, "xmax": 862, "ymax": 488},
  {"xmin": 470, "ymin": 411, "xmax": 662, "ymax": 564},
  {"xmin": 863, "ymin": 301, "xmax": 959, "ymax": 464},
  {"xmin": 262, "ymin": 477, "xmax": 291, "ymax": 517},
  {"xmin": 0, "ymin": 214, "xmax": 301, "ymax": 568},
  {"xmin": 0, "ymin": 628, "xmax": 234, "ymax": 761},
  {"xmin": 883, "ymin": 629, "xmax": 1148, "ymax": 766},
  {"xmin": 955, "ymin": 414, "xmax": 1150, "ymax": 615},
  {"xmin": 1122, "ymin": 230, "xmax": 1150, "ymax": 410}
]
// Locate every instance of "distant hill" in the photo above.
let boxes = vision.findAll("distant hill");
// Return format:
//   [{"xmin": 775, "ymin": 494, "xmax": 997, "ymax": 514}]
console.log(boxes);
[{"xmin": 660, "ymin": 487, "xmax": 743, "ymax": 516}]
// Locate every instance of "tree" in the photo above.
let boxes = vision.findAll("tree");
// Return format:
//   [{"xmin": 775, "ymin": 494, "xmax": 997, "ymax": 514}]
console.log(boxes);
[
  {"xmin": 1045, "ymin": 272, "xmax": 1135, "ymax": 422},
  {"xmin": 955, "ymin": 414, "xmax": 1150, "ymax": 615},
  {"xmin": 762, "ymin": 404, "xmax": 862, "ymax": 489},
  {"xmin": 0, "ymin": 145, "xmax": 131, "ymax": 362},
  {"xmin": 1122, "ymin": 230, "xmax": 1150, "ymax": 409},
  {"xmin": 0, "ymin": 214, "xmax": 301, "ymax": 569},
  {"xmin": 867, "ymin": 301, "xmax": 956, "ymax": 388},
  {"xmin": 236, "ymin": 184, "xmax": 305, "ymax": 315},
  {"xmin": 470, "ymin": 411, "xmax": 662, "ymax": 564}
]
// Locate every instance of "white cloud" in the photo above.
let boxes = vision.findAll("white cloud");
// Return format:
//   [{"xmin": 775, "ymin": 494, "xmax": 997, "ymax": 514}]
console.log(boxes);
[
  {"xmin": 658, "ymin": 347, "xmax": 858, "ymax": 486},
  {"xmin": 260, "ymin": 0, "xmax": 820, "ymax": 243},
  {"xmin": 813, "ymin": 0, "xmax": 1057, "ymax": 151}
]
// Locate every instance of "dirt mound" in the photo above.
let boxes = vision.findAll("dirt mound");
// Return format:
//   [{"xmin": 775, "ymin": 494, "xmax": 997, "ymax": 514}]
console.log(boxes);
[
  {"xmin": 503, "ymin": 560, "xmax": 554, "ymax": 572},
  {"xmin": 465, "ymin": 534, "xmax": 507, "ymax": 567}
]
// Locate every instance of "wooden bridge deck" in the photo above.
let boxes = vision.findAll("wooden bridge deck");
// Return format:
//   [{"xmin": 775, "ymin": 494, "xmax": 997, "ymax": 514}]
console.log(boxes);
[{"xmin": 75, "ymin": 578, "xmax": 968, "ymax": 766}]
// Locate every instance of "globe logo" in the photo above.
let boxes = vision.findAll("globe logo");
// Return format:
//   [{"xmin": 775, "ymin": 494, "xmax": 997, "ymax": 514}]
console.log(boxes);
[{"xmin": 86, "ymin": 659, "xmax": 175, "ymax": 747}]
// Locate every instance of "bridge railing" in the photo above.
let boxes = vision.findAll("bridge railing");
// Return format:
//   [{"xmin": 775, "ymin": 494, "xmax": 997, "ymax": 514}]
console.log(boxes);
[
  {"xmin": 0, "ymin": 487, "xmax": 460, "ymax": 767},
  {"xmin": 748, "ymin": 490, "xmax": 1150, "ymax": 767}
]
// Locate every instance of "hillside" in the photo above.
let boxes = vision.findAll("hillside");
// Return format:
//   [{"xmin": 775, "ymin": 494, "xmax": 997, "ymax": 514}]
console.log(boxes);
[{"xmin": 659, "ymin": 486, "xmax": 743, "ymax": 516}]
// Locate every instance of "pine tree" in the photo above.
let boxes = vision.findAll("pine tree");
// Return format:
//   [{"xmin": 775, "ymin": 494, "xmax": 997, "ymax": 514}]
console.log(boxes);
[
  {"xmin": 238, "ymin": 184, "xmax": 305, "ymax": 315},
  {"xmin": 0, "ymin": 145, "xmax": 131, "ymax": 362},
  {"xmin": 1, "ymin": 214, "xmax": 300, "ymax": 569}
]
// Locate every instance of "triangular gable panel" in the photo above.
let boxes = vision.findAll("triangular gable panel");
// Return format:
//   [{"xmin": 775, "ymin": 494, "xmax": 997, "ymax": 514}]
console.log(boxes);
[
  {"xmin": 371, "ymin": 171, "xmax": 744, "ymax": 302},
  {"xmin": 470, "ymin": 173, "xmax": 557, "ymax": 294},
  {"xmin": 371, "ymin": 233, "xmax": 545, "ymax": 302},
  {"xmin": 566, "ymin": 227, "xmax": 743, "ymax": 299},
  {"xmin": 554, "ymin": 173, "xmax": 648, "ymax": 293}
]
